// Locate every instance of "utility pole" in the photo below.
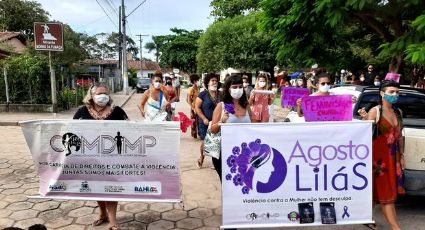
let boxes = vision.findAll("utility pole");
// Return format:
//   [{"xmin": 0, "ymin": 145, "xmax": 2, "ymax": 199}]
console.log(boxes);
[
  {"xmin": 121, "ymin": 0, "xmax": 128, "ymax": 94},
  {"xmin": 118, "ymin": 6, "xmax": 122, "ymax": 70},
  {"xmin": 136, "ymin": 34, "xmax": 148, "ymax": 78}
]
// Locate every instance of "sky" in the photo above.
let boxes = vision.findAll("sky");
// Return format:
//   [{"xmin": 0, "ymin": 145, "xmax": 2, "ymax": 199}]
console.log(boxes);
[{"xmin": 34, "ymin": 0, "xmax": 214, "ymax": 60}]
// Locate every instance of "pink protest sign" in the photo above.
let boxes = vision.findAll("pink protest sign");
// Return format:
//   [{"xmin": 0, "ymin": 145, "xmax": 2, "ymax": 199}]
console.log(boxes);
[
  {"xmin": 302, "ymin": 95, "xmax": 353, "ymax": 122},
  {"xmin": 385, "ymin": 72, "xmax": 400, "ymax": 82},
  {"xmin": 282, "ymin": 87, "xmax": 310, "ymax": 107}
]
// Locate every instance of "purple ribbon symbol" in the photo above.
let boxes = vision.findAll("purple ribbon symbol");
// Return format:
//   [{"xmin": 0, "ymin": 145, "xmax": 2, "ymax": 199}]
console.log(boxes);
[{"xmin": 342, "ymin": 206, "xmax": 350, "ymax": 219}]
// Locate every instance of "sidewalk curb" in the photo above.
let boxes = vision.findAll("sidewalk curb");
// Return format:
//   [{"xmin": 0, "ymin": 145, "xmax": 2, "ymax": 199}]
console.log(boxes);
[
  {"xmin": 0, "ymin": 121, "xmax": 19, "ymax": 126},
  {"xmin": 119, "ymin": 89, "xmax": 136, "ymax": 107}
]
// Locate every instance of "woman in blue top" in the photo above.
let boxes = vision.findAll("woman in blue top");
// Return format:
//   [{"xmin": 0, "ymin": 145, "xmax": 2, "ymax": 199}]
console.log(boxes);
[
  {"xmin": 194, "ymin": 73, "xmax": 221, "ymax": 168},
  {"xmin": 210, "ymin": 75, "xmax": 252, "ymax": 181}
]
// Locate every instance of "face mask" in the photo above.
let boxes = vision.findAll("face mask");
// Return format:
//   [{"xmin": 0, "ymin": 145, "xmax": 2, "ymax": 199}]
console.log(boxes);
[
  {"xmin": 209, "ymin": 85, "xmax": 217, "ymax": 91},
  {"xmin": 258, "ymin": 82, "xmax": 266, "ymax": 88},
  {"xmin": 153, "ymin": 82, "xmax": 162, "ymax": 89},
  {"xmin": 243, "ymin": 83, "xmax": 249, "ymax": 87},
  {"xmin": 374, "ymin": 81, "xmax": 381, "ymax": 86},
  {"xmin": 383, "ymin": 93, "xmax": 399, "ymax": 104},
  {"xmin": 360, "ymin": 77, "xmax": 365, "ymax": 82},
  {"xmin": 94, "ymin": 94, "xmax": 109, "ymax": 107},
  {"xmin": 230, "ymin": 88, "xmax": 243, "ymax": 99},
  {"xmin": 297, "ymin": 80, "xmax": 303, "ymax": 86},
  {"xmin": 319, "ymin": 84, "xmax": 331, "ymax": 93},
  {"xmin": 196, "ymin": 81, "xmax": 201, "ymax": 87}
]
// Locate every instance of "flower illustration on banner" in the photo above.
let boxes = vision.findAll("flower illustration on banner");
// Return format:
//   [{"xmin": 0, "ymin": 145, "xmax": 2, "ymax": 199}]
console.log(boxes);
[
  {"xmin": 224, "ymin": 103, "xmax": 235, "ymax": 114},
  {"xmin": 225, "ymin": 139, "xmax": 287, "ymax": 194}
]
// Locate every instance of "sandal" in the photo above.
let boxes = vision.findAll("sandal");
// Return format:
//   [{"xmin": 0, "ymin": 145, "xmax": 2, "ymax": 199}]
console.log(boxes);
[
  {"xmin": 109, "ymin": 226, "xmax": 121, "ymax": 230},
  {"xmin": 363, "ymin": 223, "xmax": 378, "ymax": 230},
  {"xmin": 92, "ymin": 216, "xmax": 108, "ymax": 226}
]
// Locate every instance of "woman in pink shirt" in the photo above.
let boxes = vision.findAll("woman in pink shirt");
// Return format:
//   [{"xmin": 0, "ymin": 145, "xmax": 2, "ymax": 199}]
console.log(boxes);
[{"xmin": 249, "ymin": 73, "xmax": 275, "ymax": 122}]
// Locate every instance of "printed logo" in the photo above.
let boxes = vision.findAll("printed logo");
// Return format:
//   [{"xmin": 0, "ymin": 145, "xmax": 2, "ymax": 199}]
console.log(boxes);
[
  {"xmin": 104, "ymin": 185, "xmax": 125, "ymax": 193},
  {"xmin": 48, "ymin": 182, "xmax": 66, "ymax": 191},
  {"xmin": 287, "ymin": 211, "xmax": 300, "ymax": 222},
  {"xmin": 134, "ymin": 186, "xmax": 158, "ymax": 193},
  {"xmin": 245, "ymin": 212, "xmax": 279, "ymax": 221},
  {"xmin": 49, "ymin": 132, "xmax": 156, "ymax": 156},
  {"xmin": 225, "ymin": 139, "xmax": 287, "ymax": 194},
  {"xmin": 79, "ymin": 181, "xmax": 91, "ymax": 193}
]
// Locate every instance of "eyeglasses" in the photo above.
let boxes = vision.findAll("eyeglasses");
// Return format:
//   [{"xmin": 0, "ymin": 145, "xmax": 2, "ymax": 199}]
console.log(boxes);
[{"xmin": 320, "ymin": 82, "xmax": 331, "ymax": 86}]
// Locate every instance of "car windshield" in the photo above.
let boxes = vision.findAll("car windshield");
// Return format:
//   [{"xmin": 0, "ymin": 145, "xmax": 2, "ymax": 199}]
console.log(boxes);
[
  {"xmin": 138, "ymin": 78, "xmax": 150, "ymax": 84},
  {"xmin": 357, "ymin": 93, "xmax": 425, "ymax": 119}
]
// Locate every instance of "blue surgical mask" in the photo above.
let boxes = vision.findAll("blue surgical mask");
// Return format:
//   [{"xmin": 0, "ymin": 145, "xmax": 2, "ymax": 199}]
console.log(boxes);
[{"xmin": 383, "ymin": 94, "xmax": 399, "ymax": 104}]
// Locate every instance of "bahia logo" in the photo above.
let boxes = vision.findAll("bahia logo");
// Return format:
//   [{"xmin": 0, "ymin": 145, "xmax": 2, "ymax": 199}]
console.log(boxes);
[
  {"xmin": 225, "ymin": 139, "xmax": 287, "ymax": 194},
  {"xmin": 49, "ymin": 182, "xmax": 66, "ymax": 191},
  {"xmin": 134, "ymin": 186, "xmax": 158, "ymax": 193}
]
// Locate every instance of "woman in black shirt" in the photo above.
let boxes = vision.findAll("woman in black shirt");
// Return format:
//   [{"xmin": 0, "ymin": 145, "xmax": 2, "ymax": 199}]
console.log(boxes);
[{"xmin": 73, "ymin": 82, "xmax": 128, "ymax": 230}]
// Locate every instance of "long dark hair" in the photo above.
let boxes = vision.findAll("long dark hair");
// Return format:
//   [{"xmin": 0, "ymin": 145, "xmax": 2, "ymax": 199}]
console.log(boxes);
[{"xmin": 222, "ymin": 75, "xmax": 248, "ymax": 108}]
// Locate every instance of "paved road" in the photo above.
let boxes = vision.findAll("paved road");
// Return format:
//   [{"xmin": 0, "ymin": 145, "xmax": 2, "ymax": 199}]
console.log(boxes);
[{"xmin": 0, "ymin": 89, "xmax": 424, "ymax": 229}]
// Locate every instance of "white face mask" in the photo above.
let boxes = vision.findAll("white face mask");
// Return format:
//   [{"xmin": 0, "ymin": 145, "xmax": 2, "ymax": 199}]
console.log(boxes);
[
  {"xmin": 374, "ymin": 81, "xmax": 381, "ymax": 86},
  {"xmin": 209, "ymin": 84, "xmax": 217, "ymax": 91},
  {"xmin": 230, "ymin": 88, "xmax": 244, "ymax": 99},
  {"xmin": 94, "ymin": 94, "xmax": 109, "ymax": 107},
  {"xmin": 258, "ymin": 82, "xmax": 266, "ymax": 88},
  {"xmin": 196, "ymin": 81, "xmax": 201, "ymax": 87},
  {"xmin": 243, "ymin": 82, "xmax": 249, "ymax": 87},
  {"xmin": 319, "ymin": 84, "xmax": 331, "ymax": 93},
  {"xmin": 153, "ymin": 82, "xmax": 162, "ymax": 89},
  {"xmin": 360, "ymin": 77, "xmax": 365, "ymax": 82}
]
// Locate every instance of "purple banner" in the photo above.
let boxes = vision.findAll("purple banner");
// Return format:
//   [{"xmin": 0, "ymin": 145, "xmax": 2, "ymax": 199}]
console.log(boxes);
[
  {"xmin": 302, "ymin": 95, "xmax": 353, "ymax": 122},
  {"xmin": 282, "ymin": 87, "xmax": 310, "ymax": 107}
]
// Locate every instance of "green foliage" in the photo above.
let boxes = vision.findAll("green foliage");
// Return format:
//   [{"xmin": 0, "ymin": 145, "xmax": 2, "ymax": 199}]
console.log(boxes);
[
  {"xmin": 57, "ymin": 87, "xmax": 85, "ymax": 110},
  {"xmin": 144, "ymin": 36, "xmax": 163, "ymax": 63},
  {"xmin": 405, "ymin": 14, "xmax": 425, "ymax": 65},
  {"xmin": 197, "ymin": 12, "xmax": 276, "ymax": 73},
  {"xmin": 210, "ymin": 0, "xmax": 260, "ymax": 19},
  {"xmin": 156, "ymin": 28, "xmax": 203, "ymax": 73},
  {"xmin": 0, "ymin": 0, "xmax": 49, "ymax": 38},
  {"xmin": 128, "ymin": 68, "xmax": 138, "ymax": 88},
  {"xmin": 53, "ymin": 24, "xmax": 89, "ymax": 66},
  {"xmin": 80, "ymin": 32, "xmax": 137, "ymax": 60},
  {"xmin": 0, "ymin": 53, "xmax": 50, "ymax": 103},
  {"xmin": 260, "ymin": 0, "xmax": 425, "ymax": 73}
]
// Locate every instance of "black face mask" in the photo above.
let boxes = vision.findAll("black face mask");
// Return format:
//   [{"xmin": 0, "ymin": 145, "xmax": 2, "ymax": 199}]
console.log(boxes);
[{"xmin": 166, "ymin": 81, "xmax": 172, "ymax": 85}]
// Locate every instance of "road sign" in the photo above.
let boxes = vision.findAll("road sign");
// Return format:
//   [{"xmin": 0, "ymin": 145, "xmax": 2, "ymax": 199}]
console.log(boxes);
[{"xmin": 34, "ymin": 22, "xmax": 64, "ymax": 51}]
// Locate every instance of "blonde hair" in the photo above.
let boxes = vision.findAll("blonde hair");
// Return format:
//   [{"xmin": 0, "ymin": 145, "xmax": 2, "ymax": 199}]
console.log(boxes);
[
  {"xmin": 255, "ymin": 73, "xmax": 269, "ymax": 89},
  {"xmin": 82, "ymin": 82, "xmax": 113, "ymax": 106}
]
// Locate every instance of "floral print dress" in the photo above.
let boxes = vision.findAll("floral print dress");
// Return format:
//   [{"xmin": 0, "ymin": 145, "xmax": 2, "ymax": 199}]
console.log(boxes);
[
  {"xmin": 252, "ymin": 94, "xmax": 271, "ymax": 122},
  {"xmin": 373, "ymin": 113, "xmax": 404, "ymax": 204}
]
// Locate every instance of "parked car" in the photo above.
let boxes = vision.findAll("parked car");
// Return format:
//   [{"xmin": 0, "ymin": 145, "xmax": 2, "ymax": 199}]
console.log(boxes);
[
  {"xmin": 75, "ymin": 74, "xmax": 95, "ymax": 87},
  {"xmin": 353, "ymin": 86, "xmax": 425, "ymax": 196},
  {"xmin": 136, "ymin": 78, "xmax": 151, "ymax": 93}
]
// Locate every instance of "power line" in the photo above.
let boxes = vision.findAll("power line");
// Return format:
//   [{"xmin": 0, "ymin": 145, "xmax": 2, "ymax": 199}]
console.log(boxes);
[
  {"xmin": 95, "ymin": 0, "xmax": 119, "ymax": 29},
  {"xmin": 103, "ymin": 0, "xmax": 119, "ymax": 17},
  {"xmin": 127, "ymin": 0, "xmax": 147, "ymax": 18}
]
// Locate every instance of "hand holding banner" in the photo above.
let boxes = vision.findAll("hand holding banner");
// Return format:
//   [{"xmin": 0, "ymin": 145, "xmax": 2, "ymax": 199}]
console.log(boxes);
[{"xmin": 302, "ymin": 95, "xmax": 353, "ymax": 122}]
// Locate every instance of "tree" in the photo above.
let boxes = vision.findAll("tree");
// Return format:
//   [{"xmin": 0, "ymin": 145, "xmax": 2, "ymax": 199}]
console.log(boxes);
[
  {"xmin": 210, "ymin": 0, "xmax": 260, "ymax": 19},
  {"xmin": 79, "ymin": 32, "xmax": 138, "ymax": 60},
  {"xmin": 197, "ymin": 13, "xmax": 276, "ymax": 73},
  {"xmin": 0, "ymin": 0, "xmax": 49, "ymax": 38},
  {"xmin": 261, "ymin": 0, "xmax": 425, "ymax": 74},
  {"xmin": 157, "ymin": 28, "xmax": 203, "ymax": 73},
  {"xmin": 144, "ymin": 36, "xmax": 163, "ymax": 63}
]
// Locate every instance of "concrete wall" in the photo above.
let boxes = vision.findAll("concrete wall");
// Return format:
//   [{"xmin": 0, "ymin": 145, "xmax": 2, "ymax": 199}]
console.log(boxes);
[{"xmin": 0, "ymin": 104, "xmax": 53, "ymax": 112}]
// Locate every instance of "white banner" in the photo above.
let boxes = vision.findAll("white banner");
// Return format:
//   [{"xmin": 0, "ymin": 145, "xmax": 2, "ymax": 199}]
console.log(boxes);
[
  {"xmin": 20, "ymin": 120, "xmax": 181, "ymax": 202},
  {"xmin": 221, "ymin": 121, "xmax": 373, "ymax": 228}
]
